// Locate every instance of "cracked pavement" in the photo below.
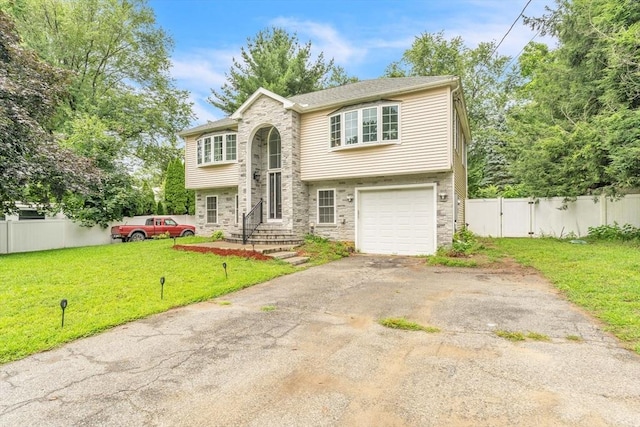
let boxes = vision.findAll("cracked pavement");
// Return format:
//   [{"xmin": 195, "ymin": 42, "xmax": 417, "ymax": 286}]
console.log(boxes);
[{"xmin": 1, "ymin": 255, "xmax": 640, "ymax": 426}]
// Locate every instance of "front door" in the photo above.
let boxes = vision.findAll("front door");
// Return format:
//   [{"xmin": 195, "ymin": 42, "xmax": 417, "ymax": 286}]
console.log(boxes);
[{"xmin": 267, "ymin": 128, "xmax": 282, "ymax": 220}]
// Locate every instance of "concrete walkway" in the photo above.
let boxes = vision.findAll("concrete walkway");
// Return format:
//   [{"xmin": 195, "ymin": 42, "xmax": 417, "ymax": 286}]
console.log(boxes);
[{"xmin": 2, "ymin": 256, "xmax": 640, "ymax": 426}]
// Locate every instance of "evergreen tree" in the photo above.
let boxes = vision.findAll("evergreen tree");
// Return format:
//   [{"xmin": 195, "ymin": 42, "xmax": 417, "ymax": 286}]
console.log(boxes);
[
  {"xmin": 164, "ymin": 159, "xmax": 191, "ymax": 215},
  {"xmin": 209, "ymin": 27, "xmax": 354, "ymax": 115}
]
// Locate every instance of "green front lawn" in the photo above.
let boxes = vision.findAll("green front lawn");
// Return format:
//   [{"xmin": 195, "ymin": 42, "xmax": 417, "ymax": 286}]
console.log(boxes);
[
  {"xmin": 491, "ymin": 238, "xmax": 640, "ymax": 353},
  {"xmin": 0, "ymin": 238, "xmax": 295, "ymax": 364}
]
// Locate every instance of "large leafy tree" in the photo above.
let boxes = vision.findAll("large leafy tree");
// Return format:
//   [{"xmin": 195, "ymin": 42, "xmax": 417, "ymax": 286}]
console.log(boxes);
[
  {"xmin": 3, "ymin": 0, "xmax": 193, "ymax": 225},
  {"xmin": 0, "ymin": 10, "xmax": 97, "ymax": 215},
  {"xmin": 210, "ymin": 27, "xmax": 355, "ymax": 115},
  {"xmin": 386, "ymin": 32, "xmax": 519, "ymax": 196},
  {"xmin": 506, "ymin": 0, "xmax": 640, "ymax": 197}
]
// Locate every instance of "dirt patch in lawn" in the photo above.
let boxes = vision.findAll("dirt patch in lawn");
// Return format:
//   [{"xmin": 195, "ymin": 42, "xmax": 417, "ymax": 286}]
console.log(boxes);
[{"xmin": 173, "ymin": 245, "xmax": 271, "ymax": 260}]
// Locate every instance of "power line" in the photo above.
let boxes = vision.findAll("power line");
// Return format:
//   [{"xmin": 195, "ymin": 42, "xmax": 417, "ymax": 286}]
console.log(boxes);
[
  {"xmin": 501, "ymin": 28, "xmax": 541, "ymax": 74},
  {"xmin": 490, "ymin": 0, "xmax": 533, "ymax": 58}
]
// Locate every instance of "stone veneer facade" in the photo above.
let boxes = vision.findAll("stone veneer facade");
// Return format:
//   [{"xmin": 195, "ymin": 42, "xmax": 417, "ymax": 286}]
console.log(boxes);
[{"xmin": 307, "ymin": 173, "xmax": 454, "ymax": 246}]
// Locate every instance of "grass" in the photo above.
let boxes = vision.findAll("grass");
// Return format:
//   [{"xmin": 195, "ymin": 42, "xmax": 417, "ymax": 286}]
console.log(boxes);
[
  {"xmin": 379, "ymin": 317, "xmax": 440, "ymax": 333},
  {"xmin": 261, "ymin": 305, "xmax": 277, "ymax": 312},
  {"xmin": 490, "ymin": 238, "xmax": 640, "ymax": 353},
  {"xmin": 296, "ymin": 234, "xmax": 353, "ymax": 265},
  {"xmin": 566, "ymin": 335, "xmax": 583, "ymax": 342},
  {"xmin": 426, "ymin": 255, "xmax": 478, "ymax": 267},
  {"xmin": 526, "ymin": 331, "xmax": 551, "ymax": 342},
  {"xmin": 0, "ymin": 237, "xmax": 295, "ymax": 364},
  {"xmin": 495, "ymin": 330, "xmax": 551, "ymax": 342},
  {"xmin": 495, "ymin": 330, "xmax": 526, "ymax": 341}
]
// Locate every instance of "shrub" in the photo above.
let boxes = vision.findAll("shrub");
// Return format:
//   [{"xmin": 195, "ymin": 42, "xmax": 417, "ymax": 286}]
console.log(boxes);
[
  {"xmin": 587, "ymin": 222, "xmax": 640, "ymax": 241},
  {"xmin": 444, "ymin": 227, "xmax": 482, "ymax": 257},
  {"xmin": 304, "ymin": 233, "xmax": 329, "ymax": 244},
  {"xmin": 211, "ymin": 230, "xmax": 224, "ymax": 241},
  {"xmin": 152, "ymin": 231, "xmax": 171, "ymax": 240}
]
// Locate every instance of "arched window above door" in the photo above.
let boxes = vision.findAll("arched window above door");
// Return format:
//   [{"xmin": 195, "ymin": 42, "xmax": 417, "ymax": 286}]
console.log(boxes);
[{"xmin": 268, "ymin": 127, "xmax": 281, "ymax": 169}]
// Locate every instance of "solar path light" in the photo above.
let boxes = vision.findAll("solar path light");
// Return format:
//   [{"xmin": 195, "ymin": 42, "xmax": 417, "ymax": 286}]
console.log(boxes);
[
  {"xmin": 60, "ymin": 299, "xmax": 68, "ymax": 328},
  {"xmin": 160, "ymin": 276, "xmax": 165, "ymax": 300}
]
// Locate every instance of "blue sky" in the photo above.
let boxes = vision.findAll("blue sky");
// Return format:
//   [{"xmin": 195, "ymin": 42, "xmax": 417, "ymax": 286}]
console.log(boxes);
[{"xmin": 149, "ymin": 0, "xmax": 556, "ymax": 124}]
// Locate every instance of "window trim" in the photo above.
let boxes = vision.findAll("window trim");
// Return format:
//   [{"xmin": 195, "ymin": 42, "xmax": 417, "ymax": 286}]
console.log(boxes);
[
  {"xmin": 317, "ymin": 188, "xmax": 336, "ymax": 225},
  {"xmin": 196, "ymin": 132, "xmax": 237, "ymax": 166},
  {"xmin": 205, "ymin": 195, "xmax": 218, "ymax": 224},
  {"xmin": 329, "ymin": 103, "xmax": 400, "ymax": 149}
]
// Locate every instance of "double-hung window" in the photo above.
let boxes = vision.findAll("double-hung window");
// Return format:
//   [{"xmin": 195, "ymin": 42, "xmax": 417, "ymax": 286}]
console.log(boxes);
[
  {"xmin": 317, "ymin": 189, "xmax": 336, "ymax": 224},
  {"xmin": 196, "ymin": 133, "xmax": 237, "ymax": 165},
  {"xmin": 206, "ymin": 196, "xmax": 217, "ymax": 224},
  {"xmin": 330, "ymin": 104, "xmax": 399, "ymax": 148}
]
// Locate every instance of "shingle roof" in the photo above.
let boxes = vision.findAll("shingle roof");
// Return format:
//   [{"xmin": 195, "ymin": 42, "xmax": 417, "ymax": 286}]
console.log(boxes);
[
  {"xmin": 289, "ymin": 76, "xmax": 456, "ymax": 110},
  {"xmin": 178, "ymin": 117, "xmax": 237, "ymax": 137},
  {"xmin": 179, "ymin": 76, "xmax": 457, "ymax": 136}
]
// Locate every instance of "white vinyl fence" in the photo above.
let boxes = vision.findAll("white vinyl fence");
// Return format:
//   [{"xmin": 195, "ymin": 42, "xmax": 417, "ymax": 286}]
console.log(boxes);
[
  {"xmin": 466, "ymin": 194, "xmax": 640, "ymax": 238},
  {"xmin": 0, "ymin": 215, "xmax": 196, "ymax": 255}
]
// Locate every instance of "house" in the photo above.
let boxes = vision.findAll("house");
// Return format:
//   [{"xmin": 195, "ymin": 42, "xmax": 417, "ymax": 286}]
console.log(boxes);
[{"xmin": 178, "ymin": 76, "xmax": 470, "ymax": 255}]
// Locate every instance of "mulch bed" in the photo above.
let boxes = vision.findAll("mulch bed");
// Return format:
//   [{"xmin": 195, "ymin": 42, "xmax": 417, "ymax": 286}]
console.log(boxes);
[{"xmin": 173, "ymin": 245, "xmax": 271, "ymax": 260}]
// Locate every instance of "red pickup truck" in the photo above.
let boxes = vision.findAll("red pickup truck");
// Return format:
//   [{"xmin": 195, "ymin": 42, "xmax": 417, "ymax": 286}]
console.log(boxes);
[{"xmin": 111, "ymin": 217, "xmax": 196, "ymax": 242}]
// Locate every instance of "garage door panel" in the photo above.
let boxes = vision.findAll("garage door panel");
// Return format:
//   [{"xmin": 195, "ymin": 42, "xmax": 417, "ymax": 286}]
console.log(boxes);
[{"xmin": 358, "ymin": 187, "xmax": 435, "ymax": 256}]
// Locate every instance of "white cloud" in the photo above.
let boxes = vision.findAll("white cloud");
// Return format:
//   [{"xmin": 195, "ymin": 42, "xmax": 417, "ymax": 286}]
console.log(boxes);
[
  {"xmin": 170, "ymin": 48, "xmax": 236, "ymax": 95},
  {"xmin": 270, "ymin": 17, "xmax": 367, "ymax": 65},
  {"xmin": 170, "ymin": 48, "xmax": 237, "ymax": 124}
]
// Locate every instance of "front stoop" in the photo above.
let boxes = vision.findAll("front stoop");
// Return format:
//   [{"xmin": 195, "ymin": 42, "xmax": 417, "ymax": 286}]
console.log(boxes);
[
  {"xmin": 225, "ymin": 225, "xmax": 304, "ymax": 246},
  {"xmin": 267, "ymin": 251, "xmax": 309, "ymax": 266}
]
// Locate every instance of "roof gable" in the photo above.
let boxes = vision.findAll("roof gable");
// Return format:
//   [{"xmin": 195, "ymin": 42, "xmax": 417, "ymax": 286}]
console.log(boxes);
[
  {"xmin": 289, "ymin": 76, "xmax": 457, "ymax": 111},
  {"xmin": 230, "ymin": 87, "xmax": 298, "ymax": 120}
]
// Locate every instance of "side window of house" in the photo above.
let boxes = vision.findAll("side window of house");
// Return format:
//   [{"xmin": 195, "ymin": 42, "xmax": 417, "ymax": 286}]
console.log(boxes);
[
  {"xmin": 317, "ymin": 189, "xmax": 336, "ymax": 224},
  {"xmin": 196, "ymin": 133, "xmax": 238, "ymax": 165},
  {"xmin": 206, "ymin": 196, "xmax": 217, "ymax": 224},
  {"xmin": 330, "ymin": 104, "xmax": 399, "ymax": 148}
]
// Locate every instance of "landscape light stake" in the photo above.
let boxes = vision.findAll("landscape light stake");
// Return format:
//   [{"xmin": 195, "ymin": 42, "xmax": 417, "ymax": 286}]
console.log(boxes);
[
  {"xmin": 222, "ymin": 262, "xmax": 228, "ymax": 279},
  {"xmin": 173, "ymin": 236, "xmax": 176, "ymax": 246},
  {"xmin": 60, "ymin": 299, "xmax": 68, "ymax": 328},
  {"xmin": 160, "ymin": 276, "xmax": 165, "ymax": 300}
]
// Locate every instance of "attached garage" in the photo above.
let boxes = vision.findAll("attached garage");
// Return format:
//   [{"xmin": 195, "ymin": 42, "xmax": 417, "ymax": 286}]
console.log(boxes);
[{"xmin": 356, "ymin": 185, "xmax": 436, "ymax": 256}]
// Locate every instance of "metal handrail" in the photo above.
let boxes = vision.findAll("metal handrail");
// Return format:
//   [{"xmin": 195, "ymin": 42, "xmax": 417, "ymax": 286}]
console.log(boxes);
[{"xmin": 242, "ymin": 198, "xmax": 263, "ymax": 244}]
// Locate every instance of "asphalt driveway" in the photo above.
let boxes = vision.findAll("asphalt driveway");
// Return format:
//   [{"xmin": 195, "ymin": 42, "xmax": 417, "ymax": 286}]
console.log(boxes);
[{"xmin": 2, "ymin": 256, "xmax": 640, "ymax": 426}]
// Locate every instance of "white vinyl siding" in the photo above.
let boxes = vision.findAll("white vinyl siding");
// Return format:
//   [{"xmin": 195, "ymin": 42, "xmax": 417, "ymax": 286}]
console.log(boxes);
[
  {"xmin": 301, "ymin": 87, "xmax": 451, "ymax": 181},
  {"xmin": 206, "ymin": 196, "xmax": 218, "ymax": 224},
  {"xmin": 185, "ymin": 135, "xmax": 239, "ymax": 190},
  {"xmin": 317, "ymin": 189, "xmax": 336, "ymax": 224}
]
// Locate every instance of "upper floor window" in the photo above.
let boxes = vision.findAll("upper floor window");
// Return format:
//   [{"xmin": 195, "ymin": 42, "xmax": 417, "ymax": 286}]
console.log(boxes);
[
  {"xmin": 196, "ymin": 133, "xmax": 237, "ymax": 165},
  {"xmin": 330, "ymin": 104, "xmax": 399, "ymax": 148}
]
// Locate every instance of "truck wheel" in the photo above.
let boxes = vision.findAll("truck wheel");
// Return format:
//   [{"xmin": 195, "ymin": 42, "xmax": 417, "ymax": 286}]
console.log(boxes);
[
  {"xmin": 129, "ymin": 232, "xmax": 145, "ymax": 242},
  {"xmin": 182, "ymin": 230, "xmax": 194, "ymax": 237}
]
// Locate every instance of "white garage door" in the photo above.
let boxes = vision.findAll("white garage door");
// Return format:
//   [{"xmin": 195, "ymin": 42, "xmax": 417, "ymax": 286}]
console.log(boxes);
[{"xmin": 358, "ymin": 187, "xmax": 436, "ymax": 256}]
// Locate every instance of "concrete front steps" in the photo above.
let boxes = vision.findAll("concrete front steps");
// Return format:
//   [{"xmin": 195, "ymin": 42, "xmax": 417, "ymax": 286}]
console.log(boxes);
[
  {"xmin": 266, "ymin": 250, "xmax": 309, "ymax": 266},
  {"xmin": 225, "ymin": 225, "xmax": 304, "ymax": 246}
]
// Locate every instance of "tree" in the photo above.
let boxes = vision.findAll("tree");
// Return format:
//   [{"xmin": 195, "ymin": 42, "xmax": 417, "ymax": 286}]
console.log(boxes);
[
  {"xmin": 140, "ymin": 181, "xmax": 156, "ymax": 215},
  {"xmin": 386, "ymin": 32, "xmax": 519, "ymax": 196},
  {"xmin": 506, "ymin": 0, "xmax": 640, "ymax": 197},
  {"xmin": 164, "ymin": 159, "xmax": 193, "ymax": 215},
  {"xmin": 209, "ymin": 27, "xmax": 353, "ymax": 115},
  {"xmin": 3, "ymin": 0, "xmax": 193, "ymax": 223},
  {"xmin": 0, "ymin": 10, "xmax": 98, "ymax": 215}
]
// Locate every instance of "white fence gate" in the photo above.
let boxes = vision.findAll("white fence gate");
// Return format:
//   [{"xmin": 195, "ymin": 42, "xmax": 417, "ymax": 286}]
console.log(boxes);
[
  {"xmin": 0, "ymin": 215, "xmax": 196, "ymax": 255},
  {"xmin": 466, "ymin": 194, "xmax": 640, "ymax": 238}
]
